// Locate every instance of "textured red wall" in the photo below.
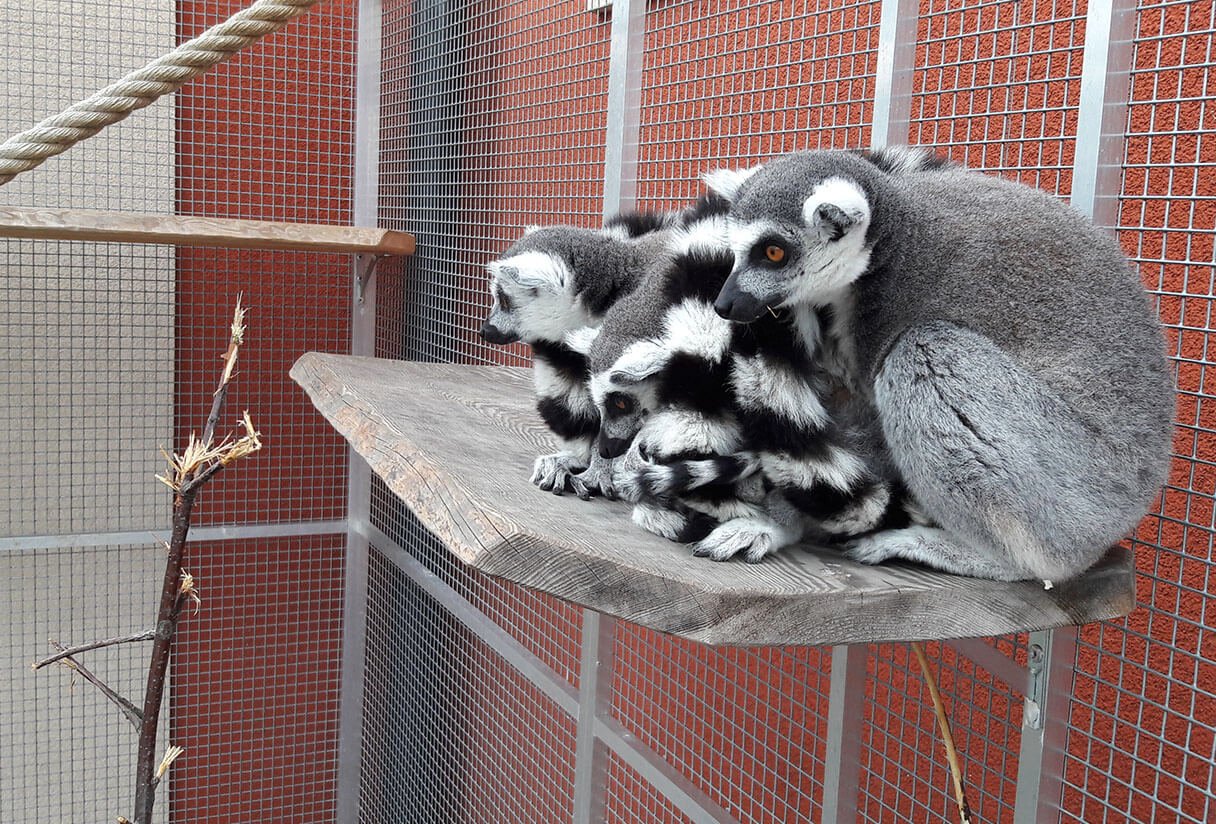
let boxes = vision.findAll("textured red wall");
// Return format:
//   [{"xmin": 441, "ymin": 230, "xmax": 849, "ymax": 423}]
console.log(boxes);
[{"xmin": 170, "ymin": 1, "xmax": 356, "ymax": 821}]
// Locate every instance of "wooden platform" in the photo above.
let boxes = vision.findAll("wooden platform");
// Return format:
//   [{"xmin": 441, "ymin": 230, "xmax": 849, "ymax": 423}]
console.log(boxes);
[
  {"xmin": 291, "ymin": 352, "xmax": 1137, "ymax": 647},
  {"xmin": 0, "ymin": 206, "xmax": 415, "ymax": 255}
]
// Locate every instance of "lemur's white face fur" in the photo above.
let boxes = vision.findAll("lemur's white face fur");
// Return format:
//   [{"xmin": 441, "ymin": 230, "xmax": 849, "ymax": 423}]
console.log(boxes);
[
  {"xmin": 480, "ymin": 250, "xmax": 592, "ymax": 345},
  {"xmin": 711, "ymin": 172, "xmax": 873, "ymax": 322}
]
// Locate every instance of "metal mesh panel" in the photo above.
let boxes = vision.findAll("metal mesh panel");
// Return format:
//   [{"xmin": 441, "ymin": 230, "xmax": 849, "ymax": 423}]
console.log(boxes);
[
  {"xmin": 611, "ymin": 626, "xmax": 832, "ymax": 823},
  {"xmin": 636, "ymin": 0, "xmax": 881, "ymax": 209},
  {"xmin": 362, "ymin": 542, "xmax": 579, "ymax": 823},
  {"xmin": 0, "ymin": 545, "xmax": 165, "ymax": 822},
  {"xmin": 909, "ymin": 0, "xmax": 1087, "ymax": 191},
  {"xmin": 1058, "ymin": 2, "xmax": 1216, "ymax": 821},
  {"xmin": 860, "ymin": 641, "xmax": 1027, "ymax": 823},
  {"xmin": 1, "ymin": 0, "xmax": 355, "ymax": 820},
  {"xmin": 604, "ymin": 753, "xmax": 696, "ymax": 824},
  {"xmin": 171, "ymin": 535, "xmax": 346, "ymax": 821},
  {"xmin": 378, "ymin": 0, "xmax": 610, "ymax": 367},
  {"xmin": 174, "ymin": 250, "xmax": 351, "ymax": 528}
]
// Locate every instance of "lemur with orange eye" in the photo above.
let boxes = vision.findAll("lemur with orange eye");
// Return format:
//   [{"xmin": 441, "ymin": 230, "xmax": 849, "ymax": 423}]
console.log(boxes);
[{"xmin": 708, "ymin": 145, "xmax": 1172, "ymax": 581}]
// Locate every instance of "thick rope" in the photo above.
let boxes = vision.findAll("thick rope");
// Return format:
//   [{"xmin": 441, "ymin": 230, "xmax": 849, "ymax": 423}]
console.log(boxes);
[{"xmin": 0, "ymin": 0, "xmax": 322, "ymax": 186}]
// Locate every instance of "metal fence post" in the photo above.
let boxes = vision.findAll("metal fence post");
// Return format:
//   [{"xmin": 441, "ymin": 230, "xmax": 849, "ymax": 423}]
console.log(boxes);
[
  {"xmin": 573, "ymin": 611, "xmax": 618, "ymax": 824},
  {"xmin": 338, "ymin": 1, "xmax": 383, "ymax": 819},
  {"xmin": 602, "ymin": 0, "xmax": 645, "ymax": 216},
  {"xmin": 870, "ymin": 0, "xmax": 918, "ymax": 150},
  {"xmin": 571, "ymin": 1, "xmax": 647, "ymax": 818},
  {"xmin": 821, "ymin": 645, "xmax": 868, "ymax": 823},
  {"xmin": 820, "ymin": 1, "xmax": 919, "ymax": 818},
  {"xmin": 1014, "ymin": 627, "xmax": 1079, "ymax": 823}
]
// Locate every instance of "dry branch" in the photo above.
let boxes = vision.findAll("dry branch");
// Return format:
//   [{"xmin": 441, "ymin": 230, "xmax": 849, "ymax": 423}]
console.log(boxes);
[
  {"xmin": 911, "ymin": 641, "xmax": 973, "ymax": 824},
  {"xmin": 30, "ymin": 296, "xmax": 260, "ymax": 824},
  {"xmin": 132, "ymin": 296, "xmax": 259, "ymax": 824},
  {"xmin": 49, "ymin": 642, "xmax": 143, "ymax": 731},
  {"xmin": 32, "ymin": 629, "xmax": 155, "ymax": 670}
]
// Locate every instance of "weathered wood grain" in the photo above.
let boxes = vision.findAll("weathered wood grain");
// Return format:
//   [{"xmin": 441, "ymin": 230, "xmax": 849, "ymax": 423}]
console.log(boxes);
[
  {"xmin": 291, "ymin": 352, "xmax": 1137, "ymax": 647},
  {"xmin": 0, "ymin": 206, "xmax": 415, "ymax": 256}
]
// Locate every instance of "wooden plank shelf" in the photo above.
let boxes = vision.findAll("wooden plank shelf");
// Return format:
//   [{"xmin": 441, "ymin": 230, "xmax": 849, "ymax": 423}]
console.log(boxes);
[
  {"xmin": 291, "ymin": 352, "xmax": 1137, "ymax": 647},
  {"xmin": 0, "ymin": 206, "xmax": 415, "ymax": 256}
]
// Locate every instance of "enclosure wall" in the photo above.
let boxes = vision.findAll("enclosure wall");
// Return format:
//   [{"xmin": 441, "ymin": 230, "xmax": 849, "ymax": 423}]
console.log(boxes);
[
  {"xmin": 1, "ymin": 1, "xmax": 357, "ymax": 821},
  {"xmin": 1, "ymin": 0, "xmax": 1214, "ymax": 822},
  {"xmin": 364, "ymin": 0, "xmax": 1215, "ymax": 822}
]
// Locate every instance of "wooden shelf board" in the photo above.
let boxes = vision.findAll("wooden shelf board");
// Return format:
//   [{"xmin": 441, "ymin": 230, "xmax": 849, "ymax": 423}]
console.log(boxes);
[
  {"xmin": 291, "ymin": 352, "xmax": 1136, "ymax": 647},
  {"xmin": 0, "ymin": 206, "xmax": 414, "ymax": 256}
]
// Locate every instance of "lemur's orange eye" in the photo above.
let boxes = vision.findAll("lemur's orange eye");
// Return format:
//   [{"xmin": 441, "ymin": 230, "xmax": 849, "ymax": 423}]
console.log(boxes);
[
  {"xmin": 613, "ymin": 398, "xmax": 628, "ymax": 410},
  {"xmin": 765, "ymin": 244, "xmax": 786, "ymax": 263}
]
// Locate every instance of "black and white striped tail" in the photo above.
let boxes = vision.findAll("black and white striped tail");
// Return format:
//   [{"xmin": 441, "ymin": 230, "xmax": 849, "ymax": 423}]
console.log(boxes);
[
  {"xmin": 635, "ymin": 451, "xmax": 762, "ymax": 498},
  {"xmin": 631, "ymin": 499, "xmax": 720, "ymax": 544}
]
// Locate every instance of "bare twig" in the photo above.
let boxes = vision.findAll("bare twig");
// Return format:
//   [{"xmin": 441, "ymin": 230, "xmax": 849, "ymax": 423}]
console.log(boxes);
[
  {"xmin": 49, "ymin": 642, "xmax": 143, "ymax": 731},
  {"xmin": 130, "ymin": 297, "xmax": 259, "ymax": 824},
  {"xmin": 911, "ymin": 641, "xmax": 973, "ymax": 824},
  {"xmin": 31, "ymin": 297, "xmax": 258, "ymax": 824},
  {"xmin": 32, "ymin": 630, "xmax": 156, "ymax": 670}
]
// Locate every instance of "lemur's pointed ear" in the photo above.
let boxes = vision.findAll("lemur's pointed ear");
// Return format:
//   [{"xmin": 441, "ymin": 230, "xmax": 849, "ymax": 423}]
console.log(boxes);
[
  {"xmin": 801, "ymin": 177, "xmax": 871, "ymax": 241},
  {"xmin": 609, "ymin": 340, "xmax": 669, "ymax": 385},
  {"xmin": 522, "ymin": 224, "xmax": 543, "ymax": 236},
  {"xmin": 701, "ymin": 165, "xmax": 762, "ymax": 202},
  {"xmin": 564, "ymin": 326, "xmax": 599, "ymax": 356},
  {"xmin": 491, "ymin": 251, "xmax": 569, "ymax": 292}
]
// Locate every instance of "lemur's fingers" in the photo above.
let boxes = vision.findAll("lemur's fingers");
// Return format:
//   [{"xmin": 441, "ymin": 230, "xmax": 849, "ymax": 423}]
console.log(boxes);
[
  {"xmin": 532, "ymin": 453, "xmax": 583, "ymax": 494},
  {"xmin": 568, "ymin": 474, "xmax": 593, "ymax": 501},
  {"xmin": 693, "ymin": 516, "xmax": 797, "ymax": 563}
]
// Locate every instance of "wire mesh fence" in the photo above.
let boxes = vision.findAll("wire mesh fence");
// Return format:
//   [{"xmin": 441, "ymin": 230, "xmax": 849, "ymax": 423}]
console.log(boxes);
[{"xmin": 1, "ymin": 0, "xmax": 1214, "ymax": 821}]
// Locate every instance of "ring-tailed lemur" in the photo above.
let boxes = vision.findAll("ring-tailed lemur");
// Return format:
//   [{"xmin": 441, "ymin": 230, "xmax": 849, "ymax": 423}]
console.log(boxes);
[
  {"xmin": 635, "ymin": 148, "xmax": 953, "ymax": 550},
  {"xmin": 711, "ymin": 146, "xmax": 1173, "ymax": 581},
  {"xmin": 585, "ymin": 211, "xmax": 766, "ymax": 546},
  {"xmin": 479, "ymin": 222, "xmax": 671, "ymax": 498},
  {"xmin": 588, "ymin": 201, "xmax": 907, "ymax": 561}
]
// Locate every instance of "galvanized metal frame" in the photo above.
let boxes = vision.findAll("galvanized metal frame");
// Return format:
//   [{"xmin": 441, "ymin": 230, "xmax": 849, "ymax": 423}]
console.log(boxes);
[{"xmin": 339, "ymin": 0, "xmax": 384, "ymax": 819}]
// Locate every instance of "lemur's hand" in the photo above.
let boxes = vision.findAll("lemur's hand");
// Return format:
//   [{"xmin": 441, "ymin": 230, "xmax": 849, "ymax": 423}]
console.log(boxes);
[{"xmin": 530, "ymin": 452, "xmax": 587, "ymax": 496}]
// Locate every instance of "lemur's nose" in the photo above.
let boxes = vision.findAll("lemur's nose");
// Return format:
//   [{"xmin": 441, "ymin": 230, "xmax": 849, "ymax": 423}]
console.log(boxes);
[
  {"xmin": 479, "ymin": 322, "xmax": 519, "ymax": 345},
  {"xmin": 598, "ymin": 435, "xmax": 631, "ymax": 459},
  {"xmin": 714, "ymin": 275, "xmax": 766, "ymax": 323}
]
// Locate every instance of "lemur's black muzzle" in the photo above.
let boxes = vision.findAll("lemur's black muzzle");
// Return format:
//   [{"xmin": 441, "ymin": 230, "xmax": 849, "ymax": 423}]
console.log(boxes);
[
  {"xmin": 598, "ymin": 435, "xmax": 632, "ymax": 460},
  {"xmin": 713, "ymin": 275, "xmax": 767, "ymax": 323},
  {"xmin": 479, "ymin": 322, "xmax": 520, "ymax": 345}
]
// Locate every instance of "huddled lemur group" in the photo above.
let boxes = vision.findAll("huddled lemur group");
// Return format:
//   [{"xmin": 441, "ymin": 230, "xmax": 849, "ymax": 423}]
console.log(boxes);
[{"xmin": 478, "ymin": 147, "xmax": 1174, "ymax": 582}]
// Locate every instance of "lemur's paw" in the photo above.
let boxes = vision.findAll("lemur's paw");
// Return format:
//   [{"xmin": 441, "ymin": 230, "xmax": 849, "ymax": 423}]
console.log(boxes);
[
  {"xmin": 531, "ymin": 453, "xmax": 586, "ymax": 496},
  {"xmin": 612, "ymin": 444, "xmax": 651, "ymax": 504},
  {"xmin": 842, "ymin": 531, "xmax": 912, "ymax": 566},
  {"xmin": 573, "ymin": 460, "xmax": 614, "ymax": 501},
  {"xmin": 693, "ymin": 517, "xmax": 791, "ymax": 563}
]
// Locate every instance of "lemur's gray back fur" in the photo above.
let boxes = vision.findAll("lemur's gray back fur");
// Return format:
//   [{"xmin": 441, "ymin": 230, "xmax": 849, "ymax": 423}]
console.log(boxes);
[{"xmin": 718, "ymin": 148, "xmax": 1173, "ymax": 580}]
